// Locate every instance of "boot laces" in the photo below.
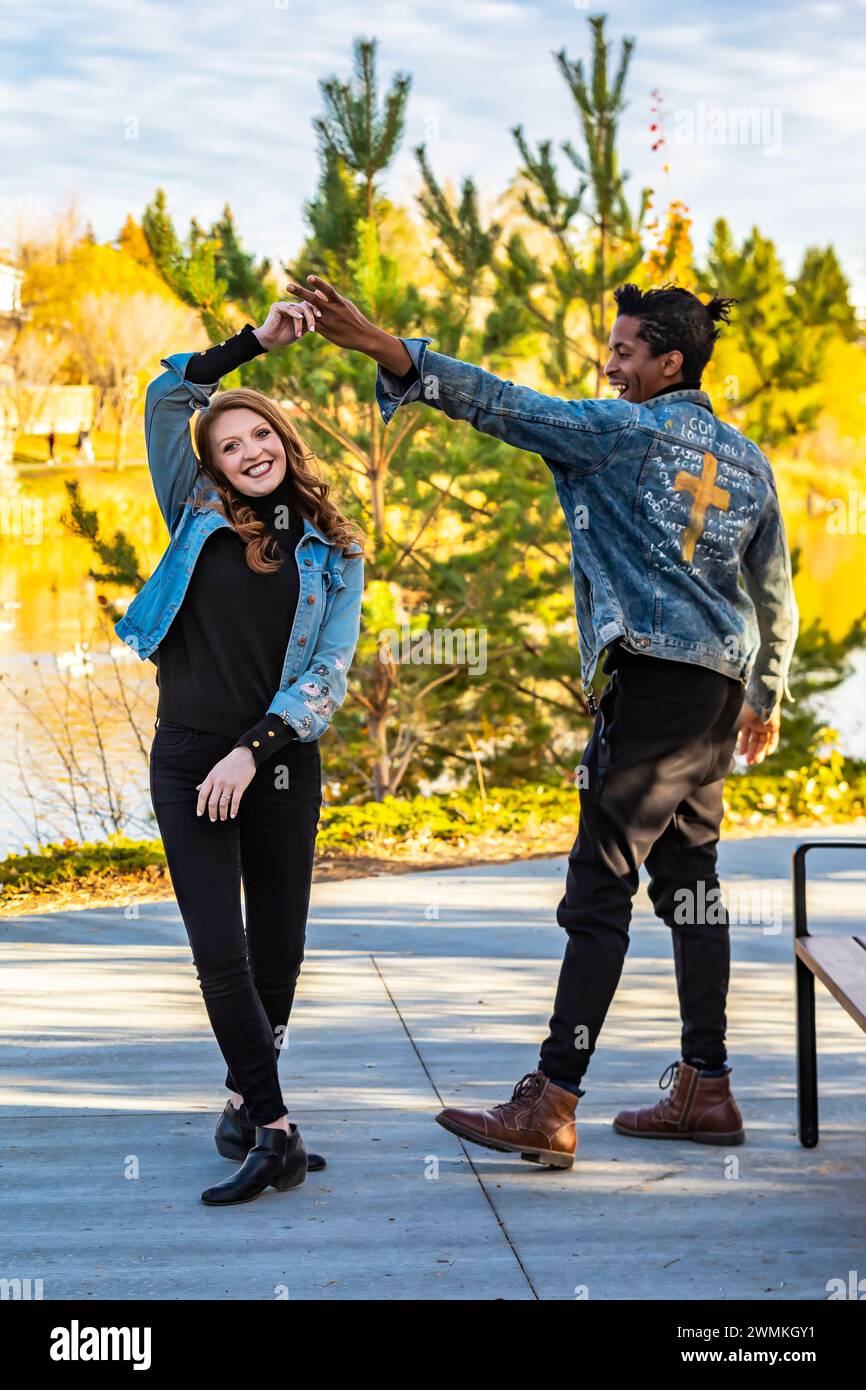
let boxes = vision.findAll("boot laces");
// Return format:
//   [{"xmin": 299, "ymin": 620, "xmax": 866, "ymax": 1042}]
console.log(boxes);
[
  {"xmin": 493, "ymin": 1071, "xmax": 543, "ymax": 1113},
  {"xmin": 656, "ymin": 1061, "xmax": 681, "ymax": 1115}
]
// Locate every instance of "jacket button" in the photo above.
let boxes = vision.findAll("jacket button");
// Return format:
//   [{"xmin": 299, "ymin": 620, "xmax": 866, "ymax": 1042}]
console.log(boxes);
[
  {"xmin": 252, "ymin": 740, "xmax": 260, "ymax": 747},
  {"xmin": 298, "ymin": 636, "xmax": 306, "ymax": 645},
  {"xmin": 635, "ymin": 636, "xmax": 651, "ymax": 648},
  {"xmin": 304, "ymin": 559, "xmax": 312, "ymax": 567},
  {"xmin": 289, "ymin": 677, "xmax": 297, "ymax": 685},
  {"xmin": 307, "ymin": 595, "xmax": 315, "ymax": 604},
  {"xmin": 267, "ymin": 730, "xmax": 275, "ymax": 737}
]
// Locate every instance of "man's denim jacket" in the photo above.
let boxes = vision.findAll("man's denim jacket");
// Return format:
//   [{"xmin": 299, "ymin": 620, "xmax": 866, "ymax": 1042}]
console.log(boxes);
[
  {"xmin": 376, "ymin": 339, "xmax": 797, "ymax": 720},
  {"xmin": 114, "ymin": 353, "xmax": 364, "ymax": 741}
]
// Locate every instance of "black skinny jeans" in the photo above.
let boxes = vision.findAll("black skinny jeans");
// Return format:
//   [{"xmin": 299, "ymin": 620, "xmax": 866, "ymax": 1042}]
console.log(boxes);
[
  {"xmin": 149, "ymin": 720, "xmax": 322, "ymax": 1126},
  {"xmin": 539, "ymin": 643, "xmax": 745, "ymax": 1085}
]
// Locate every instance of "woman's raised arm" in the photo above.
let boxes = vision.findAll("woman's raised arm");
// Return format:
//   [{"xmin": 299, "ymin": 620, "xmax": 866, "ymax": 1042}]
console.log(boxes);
[{"xmin": 144, "ymin": 302, "xmax": 318, "ymax": 534}]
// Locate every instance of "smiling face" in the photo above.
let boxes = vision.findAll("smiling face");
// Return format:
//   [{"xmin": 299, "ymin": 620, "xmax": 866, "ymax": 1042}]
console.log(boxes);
[
  {"xmin": 604, "ymin": 315, "xmax": 685, "ymax": 404},
  {"xmin": 207, "ymin": 406, "xmax": 288, "ymax": 496}
]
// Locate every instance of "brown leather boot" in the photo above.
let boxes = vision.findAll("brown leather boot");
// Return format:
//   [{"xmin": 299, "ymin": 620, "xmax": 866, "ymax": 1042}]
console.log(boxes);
[
  {"xmin": 435, "ymin": 1070, "xmax": 578, "ymax": 1169},
  {"xmin": 613, "ymin": 1061, "xmax": 745, "ymax": 1145}
]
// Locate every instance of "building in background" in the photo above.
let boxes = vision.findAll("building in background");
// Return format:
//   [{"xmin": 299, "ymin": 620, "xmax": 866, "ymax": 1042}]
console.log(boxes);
[
  {"xmin": 0, "ymin": 258, "xmax": 25, "ymax": 483},
  {"xmin": 0, "ymin": 259, "xmax": 23, "ymax": 316}
]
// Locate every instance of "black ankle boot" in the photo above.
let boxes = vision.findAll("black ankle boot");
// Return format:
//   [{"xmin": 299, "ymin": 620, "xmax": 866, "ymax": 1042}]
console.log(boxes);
[
  {"xmin": 201, "ymin": 1124, "xmax": 308, "ymax": 1205},
  {"xmin": 215, "ymin": 1100, "xmax": 327, "ymax": 1171}
]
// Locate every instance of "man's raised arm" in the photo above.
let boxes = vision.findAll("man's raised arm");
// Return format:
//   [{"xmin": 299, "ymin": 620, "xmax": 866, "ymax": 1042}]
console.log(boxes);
[{"xmin": 287, "ymin": 274, "xmax": 633, "ymax": 474}]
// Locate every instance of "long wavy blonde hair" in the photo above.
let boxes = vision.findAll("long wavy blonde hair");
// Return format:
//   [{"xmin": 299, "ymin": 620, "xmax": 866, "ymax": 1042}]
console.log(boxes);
[{"xmin": 193, "ymin": 387, "xmax": 364, "ymax": 573}]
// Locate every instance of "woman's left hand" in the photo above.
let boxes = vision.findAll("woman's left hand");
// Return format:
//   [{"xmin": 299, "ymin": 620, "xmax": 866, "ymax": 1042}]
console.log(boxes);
[{"xmin": 196, "ymin": 747, "xmax": 257, "ymax": 821}]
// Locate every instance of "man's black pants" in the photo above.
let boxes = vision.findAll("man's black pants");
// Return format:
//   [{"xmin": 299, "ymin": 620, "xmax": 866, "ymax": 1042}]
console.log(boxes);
[{"xmin": 538, "ymin": 642, "xmax": 745, "ymax": 1085}]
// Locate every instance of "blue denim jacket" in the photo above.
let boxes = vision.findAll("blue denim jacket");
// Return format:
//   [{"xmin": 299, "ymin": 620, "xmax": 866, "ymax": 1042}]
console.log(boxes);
[
  {"xmin": 114, "ymin": 353, "xmax": 364, "ymax": 741},
  {"xmin": 376, "ymin": 339, "xmax": 797, "ymax": 721}
]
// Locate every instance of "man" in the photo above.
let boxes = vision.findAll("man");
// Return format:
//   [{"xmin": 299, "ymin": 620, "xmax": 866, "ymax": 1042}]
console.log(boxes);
[{"xmin": 288, "ymin": 273, "xmax": 798, "ymax": 1170}]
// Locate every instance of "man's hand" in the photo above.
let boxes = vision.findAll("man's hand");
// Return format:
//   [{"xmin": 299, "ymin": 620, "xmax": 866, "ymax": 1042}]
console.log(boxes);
[
  {"xmin": 254, "ymin": 299, "xmax": 319, "ymax": 350},
  {"xmin": 285, "ymin": 275, "xmax": 412, "ymax": 375},
  {"xmin": 736, "ymin": 702, "xmax": 781, "ymax": 765},
  {"xmin": 196, "ymin": 747, "xmax": 256, "ymax": 821}
]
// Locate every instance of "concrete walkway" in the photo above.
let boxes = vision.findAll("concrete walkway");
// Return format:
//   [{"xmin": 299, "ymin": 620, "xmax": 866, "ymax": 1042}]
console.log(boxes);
[{"xmin": 2, "ymin": 827, "xmax": 865, "ymax": 1301}]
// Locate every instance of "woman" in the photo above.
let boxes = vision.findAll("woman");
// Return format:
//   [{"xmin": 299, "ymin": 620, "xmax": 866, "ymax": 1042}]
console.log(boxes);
[{"xmin": 115, "ymin": 300, "xmax": 364, "ymax": 1206}]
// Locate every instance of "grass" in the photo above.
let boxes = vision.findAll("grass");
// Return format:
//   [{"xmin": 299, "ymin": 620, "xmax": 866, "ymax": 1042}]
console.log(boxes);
[{"xmin": 2, "ymin": 746, "xmax": 864, "ymax": 915}]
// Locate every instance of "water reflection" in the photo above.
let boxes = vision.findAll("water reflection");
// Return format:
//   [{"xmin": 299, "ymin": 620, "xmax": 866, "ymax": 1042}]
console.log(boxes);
[{"xmin": 0, "ymin": 467, "xmax": 164, "ymax": 850}]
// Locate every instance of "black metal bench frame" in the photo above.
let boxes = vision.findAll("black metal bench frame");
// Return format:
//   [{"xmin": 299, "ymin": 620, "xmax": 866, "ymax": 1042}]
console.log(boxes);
[{"xmin": 793, "ymin": 839, "xmax": 866, "ymax": 1147}]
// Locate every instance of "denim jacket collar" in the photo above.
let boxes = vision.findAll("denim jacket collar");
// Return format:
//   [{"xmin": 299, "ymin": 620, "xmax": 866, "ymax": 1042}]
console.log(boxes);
[{"xmin": 643, "ymin": 387, "xmax": 715, "ymax": 415}]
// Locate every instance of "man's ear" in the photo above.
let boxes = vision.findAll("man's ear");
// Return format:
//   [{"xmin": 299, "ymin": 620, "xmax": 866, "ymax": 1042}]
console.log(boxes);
[{"xmin": 661, "ymin": 349, "xmax": 684, "ymax": 378}]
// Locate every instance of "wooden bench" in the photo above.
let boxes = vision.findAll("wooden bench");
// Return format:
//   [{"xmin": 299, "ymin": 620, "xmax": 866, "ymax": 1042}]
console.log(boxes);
[{"xmin": 793, "ymin": 840, "xmax": 866, "ymax": 1147}]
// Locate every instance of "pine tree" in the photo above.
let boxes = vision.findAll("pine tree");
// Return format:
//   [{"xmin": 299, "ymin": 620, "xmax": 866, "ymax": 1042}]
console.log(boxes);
[
  {"xmin": 142, "ymin": 191, "xmax": 233, "ymax": 339},
  {"xmin": 698, "ymin": 220, "xmax": 857, "ymax": 447},
  {"xmin": 313, "ymin": 38, "xmax": 411, "ymax": 223},
  {"xmin": 488, "ymin": 15, "xmax": 648, "ymax": 395}
]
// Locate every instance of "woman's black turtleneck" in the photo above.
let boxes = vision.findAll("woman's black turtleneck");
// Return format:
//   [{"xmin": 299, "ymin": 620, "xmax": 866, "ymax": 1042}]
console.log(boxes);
[{"xmin": 154, "ymin": 324, "xmax": 305, "ymax": 766}]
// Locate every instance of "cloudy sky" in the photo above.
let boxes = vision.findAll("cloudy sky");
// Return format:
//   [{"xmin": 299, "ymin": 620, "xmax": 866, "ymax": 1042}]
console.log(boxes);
[{"xmin": 2, "ymin": 0, "xmax": 864, "ymax": 302}]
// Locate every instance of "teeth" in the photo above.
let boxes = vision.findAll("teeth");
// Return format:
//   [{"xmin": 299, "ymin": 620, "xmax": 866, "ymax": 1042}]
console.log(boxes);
[{"xmin": 245, "ymin": 460, "xmax": 272, "ymax": 477}]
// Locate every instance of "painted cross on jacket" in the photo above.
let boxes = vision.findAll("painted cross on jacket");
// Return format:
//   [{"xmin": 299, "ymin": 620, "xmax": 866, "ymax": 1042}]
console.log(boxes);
[{"xmin": 674, "ymin": 451, "xmax": 731, "ymax": 562}]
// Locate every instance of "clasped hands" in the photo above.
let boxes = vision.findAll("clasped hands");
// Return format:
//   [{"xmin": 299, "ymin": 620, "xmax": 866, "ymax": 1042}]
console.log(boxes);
[{"xmin": 256, "ymin": 275, "xmax": 412, "ymax": 375}]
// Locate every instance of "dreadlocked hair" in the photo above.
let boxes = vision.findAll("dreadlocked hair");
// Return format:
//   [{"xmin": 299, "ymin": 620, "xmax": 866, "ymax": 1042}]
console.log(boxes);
[{"xmin": 612, "ymin": 283, "xmax": 738, "ymax": 380}]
